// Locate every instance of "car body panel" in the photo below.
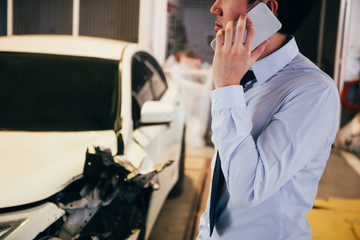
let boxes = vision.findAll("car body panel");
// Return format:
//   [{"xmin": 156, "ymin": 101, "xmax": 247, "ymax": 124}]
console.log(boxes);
[
  {"xmin": 0, "ymin": 202, "xmax": 65, "ymax": 240},
  {"xmin": 141, "ymin": 83, "xmax": 185, "ymax": 239},
  {"xmin": 0, "ymin": 35, "xmax": 128, "ymax": 60},
  {"xmin": 0, "ymin": 131, "xmax": 117, "ymax": 208},
  {"xmin": 120, "ymin": 45, "xmax": 185, "ymax": 239}
]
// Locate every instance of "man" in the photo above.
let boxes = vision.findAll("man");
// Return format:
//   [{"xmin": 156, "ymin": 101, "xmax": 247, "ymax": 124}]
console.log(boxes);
[{"xmin": 197, "ymin": 0, "xmax": 340, "ymax": 239}]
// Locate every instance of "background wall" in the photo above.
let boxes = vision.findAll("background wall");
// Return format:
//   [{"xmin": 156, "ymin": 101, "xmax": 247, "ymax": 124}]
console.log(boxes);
[
  {"xmin": 13, "ymin": 0, "xmax": 72, "ymax": 35},
  {"xmin": 166, "ymin": 0, "xmax": 215, "ymax": 63},
  {"xmin": 0, "ymin": 0, "xmax": 6, "ymax": 35},
  {"xmin": 181, "ymin": 0, "xmax": 215, "ymax": 64},
  {"xmin": 10, "ymin": 0, "xmax": 139, "ymax": 42},
  {"xmin": 79, "ymin": 0, "xmax": 139, "ymax": 42}
]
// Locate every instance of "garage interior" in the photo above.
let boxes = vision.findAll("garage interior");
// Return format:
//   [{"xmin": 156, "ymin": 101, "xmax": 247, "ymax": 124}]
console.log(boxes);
[{"xmin": 1, "ymin": 0, "xmax": 360, "ymax": 239}]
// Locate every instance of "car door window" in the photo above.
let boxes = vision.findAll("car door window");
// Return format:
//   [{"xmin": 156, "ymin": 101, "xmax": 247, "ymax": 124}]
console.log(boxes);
[
  {"xmin": 131, "ymin": 52, "xmax": 168, "ymax": 128},
  {"xmin": 132, "ymin": 52, "xmax": 167, "ymax": 104},
  {"xmin": 132, "ymin": 54, "xmax": 154, "ymax": 107},
  {"xmin": 142, "ymin": 55, "xmax": 167, "ymax": 100}
]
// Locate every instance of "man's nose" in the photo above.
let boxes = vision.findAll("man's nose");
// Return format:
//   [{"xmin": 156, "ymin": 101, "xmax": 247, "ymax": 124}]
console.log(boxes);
[{"xmin": 210, "ymin": 1, "xmax": 222, "ymax": 16}]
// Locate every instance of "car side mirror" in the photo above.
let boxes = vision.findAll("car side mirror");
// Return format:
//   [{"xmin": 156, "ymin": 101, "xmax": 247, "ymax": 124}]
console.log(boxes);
[{"xmin": 138, "ymin": 101, "xmax": 175, "ymax": 126}]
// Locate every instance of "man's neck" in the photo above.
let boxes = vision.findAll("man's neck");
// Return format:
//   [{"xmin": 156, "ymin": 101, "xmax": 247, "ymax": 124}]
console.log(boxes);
[{"xmin": 257, "ymin": 33, "xmax": 288, "ymax": 61}]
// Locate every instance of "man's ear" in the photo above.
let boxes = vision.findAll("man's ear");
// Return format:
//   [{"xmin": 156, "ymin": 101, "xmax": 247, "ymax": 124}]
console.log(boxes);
[{"xmin": 266, "ymin": 0, "xmax": 278, "ymax": 15}]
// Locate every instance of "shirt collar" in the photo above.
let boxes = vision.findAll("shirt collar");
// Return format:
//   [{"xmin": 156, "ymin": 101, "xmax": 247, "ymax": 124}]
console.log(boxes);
[{"xmin": 251, "ymin": 36, "xmax": 299, "ymax": 84}]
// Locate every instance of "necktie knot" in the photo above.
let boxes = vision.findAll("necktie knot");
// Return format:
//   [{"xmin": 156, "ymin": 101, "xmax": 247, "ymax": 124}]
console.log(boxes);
[{"xmin": 240, "ymin": 70, "xmax": 255, "ymax": 86}]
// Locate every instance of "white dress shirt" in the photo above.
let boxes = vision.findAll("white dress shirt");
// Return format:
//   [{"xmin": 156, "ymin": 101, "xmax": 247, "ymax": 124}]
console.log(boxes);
[{"xmin": 197, "ymin": 37, "xmax": 340, "ymax": 239}]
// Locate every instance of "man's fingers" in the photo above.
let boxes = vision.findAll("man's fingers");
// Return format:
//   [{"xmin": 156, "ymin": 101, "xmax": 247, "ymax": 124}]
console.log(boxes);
[
  {"xmin": 244, "ymin": 18, "xmax": 255, "ymax": 50},
  {"xmin": 223, "ymin": 20, "xmax": 234, "ymax": 49},
  {"xmin": 251, "ymin": 40, "xmax": 270, "ymax": 62},
  {"xmin": 215, "ymin": 29, "xmax": 224, "ymax": 51},
  {"xmin": 233, "ymin": 14, "xmax": 247, "ymax": 47}
]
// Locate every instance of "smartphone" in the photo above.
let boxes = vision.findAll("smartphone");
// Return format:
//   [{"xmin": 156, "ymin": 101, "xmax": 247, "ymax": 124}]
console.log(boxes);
[{"xmin": 210, "ymin": 2, "xmax": 282, "ymax": 51}]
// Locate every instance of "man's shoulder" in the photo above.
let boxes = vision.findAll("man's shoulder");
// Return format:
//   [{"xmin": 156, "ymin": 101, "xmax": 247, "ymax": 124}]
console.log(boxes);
[
  {"xmin": 266, "ymin": 53, "xmax": 340, "ymax": 108},
  {"xmin": 279, "ymin": 53, "xmax": 337, "ymax": 91}
]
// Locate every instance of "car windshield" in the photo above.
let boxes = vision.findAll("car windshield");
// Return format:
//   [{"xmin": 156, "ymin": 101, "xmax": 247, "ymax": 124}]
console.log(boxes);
[{"xmin": 0, "ymin": 52, "xmax": 119, "ymax": 131}]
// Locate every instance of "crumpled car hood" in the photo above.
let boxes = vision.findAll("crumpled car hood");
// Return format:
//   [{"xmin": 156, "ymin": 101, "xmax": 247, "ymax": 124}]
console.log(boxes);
[{"xmin": 0, "ymin": 131, "xmax": 117, "ymax": 208}]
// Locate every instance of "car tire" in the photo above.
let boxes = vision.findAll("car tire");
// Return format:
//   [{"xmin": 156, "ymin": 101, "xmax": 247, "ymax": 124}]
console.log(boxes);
[{"xmin": 168, "ymin": 127, "xmax": 186, "ymax": 198}]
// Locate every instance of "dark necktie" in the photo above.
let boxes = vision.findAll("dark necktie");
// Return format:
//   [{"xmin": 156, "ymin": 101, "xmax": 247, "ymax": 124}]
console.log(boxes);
[
  {"xmin": 240, "ymin": 70, "xmax": 255, "ymax": 86},
  {"xmin": 209, "ymin": 70, "xmax": 255, "ymax": 236}
]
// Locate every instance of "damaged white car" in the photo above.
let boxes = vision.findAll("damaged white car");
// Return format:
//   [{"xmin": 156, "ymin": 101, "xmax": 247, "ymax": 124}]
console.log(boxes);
[{"xmin": 0, "ymin": 36, "xmax": 185, "ymax": 240}]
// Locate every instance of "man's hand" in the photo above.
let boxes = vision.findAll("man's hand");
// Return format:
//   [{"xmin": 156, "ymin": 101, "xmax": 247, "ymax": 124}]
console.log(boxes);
[{"xmin": 212, "ymin": 14, "xmax": 270, "ymax": 89}]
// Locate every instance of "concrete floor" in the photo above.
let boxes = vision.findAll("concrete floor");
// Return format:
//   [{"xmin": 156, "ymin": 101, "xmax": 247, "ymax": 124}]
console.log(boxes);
[
  {"xmin": 148, "ymin": 146, "xmax": 213, "ymax": 240},
  {"xmin": 317, "ymin": 148, "xmax": 360, "ymax": 199},
  {"xmin": 149, "ymin": 146, "xmax": 360, "ymax": 240}
]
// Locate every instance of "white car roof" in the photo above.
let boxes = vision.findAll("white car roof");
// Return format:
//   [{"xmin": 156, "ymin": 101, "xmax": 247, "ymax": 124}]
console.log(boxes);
[{"xmin": 0, "ymin": 35, "xmax": 132, "ymax": 61}]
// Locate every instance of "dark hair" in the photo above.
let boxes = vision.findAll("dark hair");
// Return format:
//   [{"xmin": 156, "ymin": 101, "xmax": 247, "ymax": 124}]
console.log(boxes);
[{"xmin": 248, "ymin": 0, "xmax": 317, "ymax": 35}]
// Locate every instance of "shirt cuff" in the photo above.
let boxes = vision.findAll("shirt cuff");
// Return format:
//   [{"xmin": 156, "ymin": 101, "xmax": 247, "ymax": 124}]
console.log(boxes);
[{"xmin": 209, "ymin": 85, "xmax": 246, "ymax": 112}]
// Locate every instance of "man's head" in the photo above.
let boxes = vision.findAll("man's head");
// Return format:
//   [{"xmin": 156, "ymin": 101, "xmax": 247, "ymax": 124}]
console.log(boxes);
[{"xmin": 210, "ymin": 0, "xmax": 317, "ymax": 35}]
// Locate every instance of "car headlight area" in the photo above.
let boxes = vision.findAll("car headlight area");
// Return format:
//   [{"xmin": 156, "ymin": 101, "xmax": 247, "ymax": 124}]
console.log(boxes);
[{"xmin": 0, "ymin": 203, "xmax": 64, "ymax": 240}]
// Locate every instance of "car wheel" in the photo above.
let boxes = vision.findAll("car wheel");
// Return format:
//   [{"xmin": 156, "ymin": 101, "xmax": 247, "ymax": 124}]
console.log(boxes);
[{"xmin": 168, "ymin": 127, "xmax": 186, "ymax": 198}]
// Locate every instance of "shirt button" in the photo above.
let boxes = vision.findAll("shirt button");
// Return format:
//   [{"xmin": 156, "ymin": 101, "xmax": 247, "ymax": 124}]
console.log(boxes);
[
  {"xmin": 212, "ymin": 98, "xmax": 217, "ymax": 104},
  {"xmin": 207, "ymin": 223, "xmax": 210, "ymax": 227}
]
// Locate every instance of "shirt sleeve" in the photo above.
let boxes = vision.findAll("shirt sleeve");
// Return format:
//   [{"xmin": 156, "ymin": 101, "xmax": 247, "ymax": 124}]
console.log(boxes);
[{"xmin": 210, "ymin": 81, "xmax": 340, "ymax": 209}]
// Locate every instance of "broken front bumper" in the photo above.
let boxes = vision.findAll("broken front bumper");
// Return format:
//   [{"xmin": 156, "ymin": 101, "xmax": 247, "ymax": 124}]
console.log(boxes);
[{"xmin": 0, "ymin": 202, "xmax": 65, "ymax": 240}]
